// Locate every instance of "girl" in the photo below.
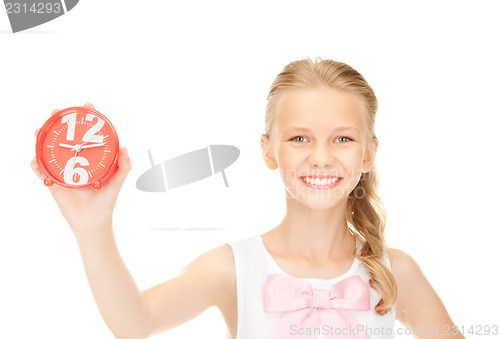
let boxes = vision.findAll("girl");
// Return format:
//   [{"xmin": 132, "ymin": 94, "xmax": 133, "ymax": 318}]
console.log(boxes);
[{"xmin": 31, "ymin": 57, "xmax": 465, "ymax": 339}]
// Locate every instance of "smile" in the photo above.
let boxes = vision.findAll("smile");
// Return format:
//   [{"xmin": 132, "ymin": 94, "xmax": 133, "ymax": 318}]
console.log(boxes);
[{"xmin": 300, "ymin": 176, "xmax": 342, "ymax": 189}]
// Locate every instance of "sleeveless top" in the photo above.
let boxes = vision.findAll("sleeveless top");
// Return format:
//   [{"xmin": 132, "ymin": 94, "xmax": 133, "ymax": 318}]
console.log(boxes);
[{"xmin": 225, "ymin": 234, "xmax": 396, "ymax": 339}]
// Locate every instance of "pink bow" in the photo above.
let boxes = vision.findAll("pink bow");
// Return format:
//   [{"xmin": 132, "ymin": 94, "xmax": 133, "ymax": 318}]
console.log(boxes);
[{"xmin": 262, "ymin": 274, "xmax": 371, "ymax": 339}]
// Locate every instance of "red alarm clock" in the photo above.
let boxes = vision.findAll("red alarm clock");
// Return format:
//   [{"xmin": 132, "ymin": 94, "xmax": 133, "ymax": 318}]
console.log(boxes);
[{"xmin": 36, "ymin": 106, "xmax": 119, "ymax": 190}]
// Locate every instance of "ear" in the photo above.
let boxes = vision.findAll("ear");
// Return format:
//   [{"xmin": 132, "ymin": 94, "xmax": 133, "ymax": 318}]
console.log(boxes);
[
  {"xmin": 362, "ymin": 136, "xmax": 378, "ymax": 174},
  {"xmin": 260, "ymin": 134, "xmax": 278, "ymax": 170}
]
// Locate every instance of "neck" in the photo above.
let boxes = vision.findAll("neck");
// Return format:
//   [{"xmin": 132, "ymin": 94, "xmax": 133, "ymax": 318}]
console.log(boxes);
[{"xmin": 273, "ymin": 192, "xmax": 356, "ymax": 262}]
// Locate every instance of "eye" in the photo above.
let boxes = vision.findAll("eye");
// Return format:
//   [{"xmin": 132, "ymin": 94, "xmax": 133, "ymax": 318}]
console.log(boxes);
[
  {"xmin": 335, "ymin": 136, "xmax": 353, "ymax": 143},
  {"xmin": 290, "ymin": 136, "xmax": 309, "ymax": 143}
]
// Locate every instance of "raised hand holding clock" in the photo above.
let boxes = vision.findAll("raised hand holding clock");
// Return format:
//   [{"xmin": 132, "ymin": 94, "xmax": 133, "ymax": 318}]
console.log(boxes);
[{"xmin": 31, "ymin": 103, "xmax": 132, "ymax": 235}]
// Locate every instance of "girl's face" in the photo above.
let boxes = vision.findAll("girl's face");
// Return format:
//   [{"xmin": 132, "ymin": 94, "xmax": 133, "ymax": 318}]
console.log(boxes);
[{"xmin": 261, "ymin": 86, "xmax": 376, "ymax": 210}]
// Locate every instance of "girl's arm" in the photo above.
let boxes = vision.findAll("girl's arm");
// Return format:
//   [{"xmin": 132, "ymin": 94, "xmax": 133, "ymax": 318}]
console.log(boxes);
[
  {"xmin": 388, "ymin": 248, "xmax": 466, "ymax": 339},
  {"xmin": 32, "ymin": 104, "xmax": 233, "ymax": 338},
  {"xmin": 74, "ymin": 221, "xmax": 233, "ymax": 338}
]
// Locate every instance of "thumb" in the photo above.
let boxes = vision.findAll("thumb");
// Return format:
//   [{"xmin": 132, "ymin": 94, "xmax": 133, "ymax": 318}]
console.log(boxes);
[{"xmin": 106, "ymin": 147, "xmax": 132, "ymax": 191}]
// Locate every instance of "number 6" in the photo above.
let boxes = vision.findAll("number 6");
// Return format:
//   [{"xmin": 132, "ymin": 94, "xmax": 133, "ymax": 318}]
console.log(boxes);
[{"xmin": 64, "ymin": 156, "xmax": 89, "ymax": 185}]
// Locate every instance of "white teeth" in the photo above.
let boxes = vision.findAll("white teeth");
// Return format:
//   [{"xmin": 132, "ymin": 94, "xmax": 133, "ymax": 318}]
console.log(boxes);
[{"xmin": 303, "ymin": 177, "xmax": 339, "ymax": 185}]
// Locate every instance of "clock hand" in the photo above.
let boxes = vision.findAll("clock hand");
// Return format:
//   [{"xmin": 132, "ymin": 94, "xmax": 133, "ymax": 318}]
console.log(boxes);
[
  {"xmin": 80, "ymin": 134, "xmax": 103, "ymax": 147},
  {"xmin": 66, "ymin": 141, "xmax": 98, "ymax": 173},
  {"xmin": 80, "ymin": 143, "xmax": 105, "ymax": 149},
  {"xmin": 60, "ymin": 143, "xmax": 83, "ymax": 152},
  {"xmin": 59, "ymin": 137, "xmax": 103, "ymax": 152},
  {"xmin": 59, "ymin": 143, "xmax": 78, "ymax": 150},
  {"xmin": 71, "ymin": 146, "xmax": 80, "ymax": 162}
]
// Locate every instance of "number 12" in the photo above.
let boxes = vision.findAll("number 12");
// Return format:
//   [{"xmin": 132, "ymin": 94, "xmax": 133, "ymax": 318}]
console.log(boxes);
[{"xmin": 62, "ymin": 113, "xmax": 104, "ymax": 143}]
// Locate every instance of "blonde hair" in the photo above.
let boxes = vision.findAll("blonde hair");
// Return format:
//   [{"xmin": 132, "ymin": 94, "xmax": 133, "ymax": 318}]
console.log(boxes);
[{"xmin": 264, "ymin": 57, "xmax": 397, "ymax": 315}]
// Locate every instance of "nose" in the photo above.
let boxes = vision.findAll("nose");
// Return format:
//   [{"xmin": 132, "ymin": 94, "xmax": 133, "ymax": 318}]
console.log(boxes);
[{"xmin": 308, "ymin": 142, "xmax": 334, "ymax": 167}]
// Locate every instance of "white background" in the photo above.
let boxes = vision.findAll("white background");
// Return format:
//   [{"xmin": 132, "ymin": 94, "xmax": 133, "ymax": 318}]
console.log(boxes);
[{"xmin": 1, "ymin": 1, "xmax": 499, "ymax": 338}]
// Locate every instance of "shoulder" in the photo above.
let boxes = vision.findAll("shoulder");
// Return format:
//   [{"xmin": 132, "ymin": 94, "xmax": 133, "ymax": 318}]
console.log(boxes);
[
  {"xmin": 386, "ymin": 247, "xmax": 425, "ymax": 294},
  {"xmin": 386, "ymin": 248, "xmax": 424, "ymax": 322},
  {"xmin": 179, "ymin": 244, "xmax": 236, "ymax": 309},
  {"xmin": 386, "ymin": 247, "xmax": 421, "ymax": 275},
  {"xmin": 182, "ymin": 243, "xmax": 235, "ymax": 271},
  {"xmin": 386, "ymin": 248, "xmax": 451, "ymax": 327},
  {"xmin": 181, "ymin": 244, "xmax": 235, "ymax": 285}
]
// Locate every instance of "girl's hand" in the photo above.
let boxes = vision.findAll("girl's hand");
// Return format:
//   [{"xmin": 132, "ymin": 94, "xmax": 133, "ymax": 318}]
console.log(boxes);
[{"xmin": 30, "ymin": 102, "xmax": 132, "ymax": 235}]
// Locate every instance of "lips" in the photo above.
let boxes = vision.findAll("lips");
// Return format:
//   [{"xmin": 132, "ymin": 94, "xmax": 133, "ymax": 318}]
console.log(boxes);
[{"xmin": 301, "ymin": 175, "xmax": 342, "ymax": 180}]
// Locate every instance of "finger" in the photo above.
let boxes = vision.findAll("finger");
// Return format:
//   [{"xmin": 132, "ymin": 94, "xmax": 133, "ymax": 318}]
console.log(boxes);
[
  {"xmin": 119, "ymin": 147, "xmax": 132, "ymax": 172},
  {"xmin": 115, "ymin": 146, "xmax": 132, "ymax": 180},
  {"xmin": 34, "ymin": 127, "xmax": 40, "ymax": 138},
  {"xmin": 84, "ymin": 102, "xmax": 95, "ymax": 109},
  {"xmin": 30, "ymin": 157, "xmax": 46, "ymax": 182}
]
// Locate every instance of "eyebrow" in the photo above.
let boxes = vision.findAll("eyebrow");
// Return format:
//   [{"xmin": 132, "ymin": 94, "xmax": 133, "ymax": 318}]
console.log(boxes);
[{"xmin": 283, "ymin": 126, "xmax": 361, "ymax": 134}]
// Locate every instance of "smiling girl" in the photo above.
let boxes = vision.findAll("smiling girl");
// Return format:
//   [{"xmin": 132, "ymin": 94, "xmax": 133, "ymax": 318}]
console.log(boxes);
[{"xmin": 32, "ymin": 57, "xmax": 465, "ymax": 339}]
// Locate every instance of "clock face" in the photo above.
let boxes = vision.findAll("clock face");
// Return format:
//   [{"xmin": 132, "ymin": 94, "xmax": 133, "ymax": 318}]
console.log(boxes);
[{"xmin": 36, "ymin": 107, "xmax": 119, "ymax": 189}]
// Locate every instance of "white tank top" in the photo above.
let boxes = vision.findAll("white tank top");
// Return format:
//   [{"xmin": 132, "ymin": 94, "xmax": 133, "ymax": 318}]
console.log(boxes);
[{"xmin": 225, "ymin": 234, "xmax": 396, "ymax": 339}]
